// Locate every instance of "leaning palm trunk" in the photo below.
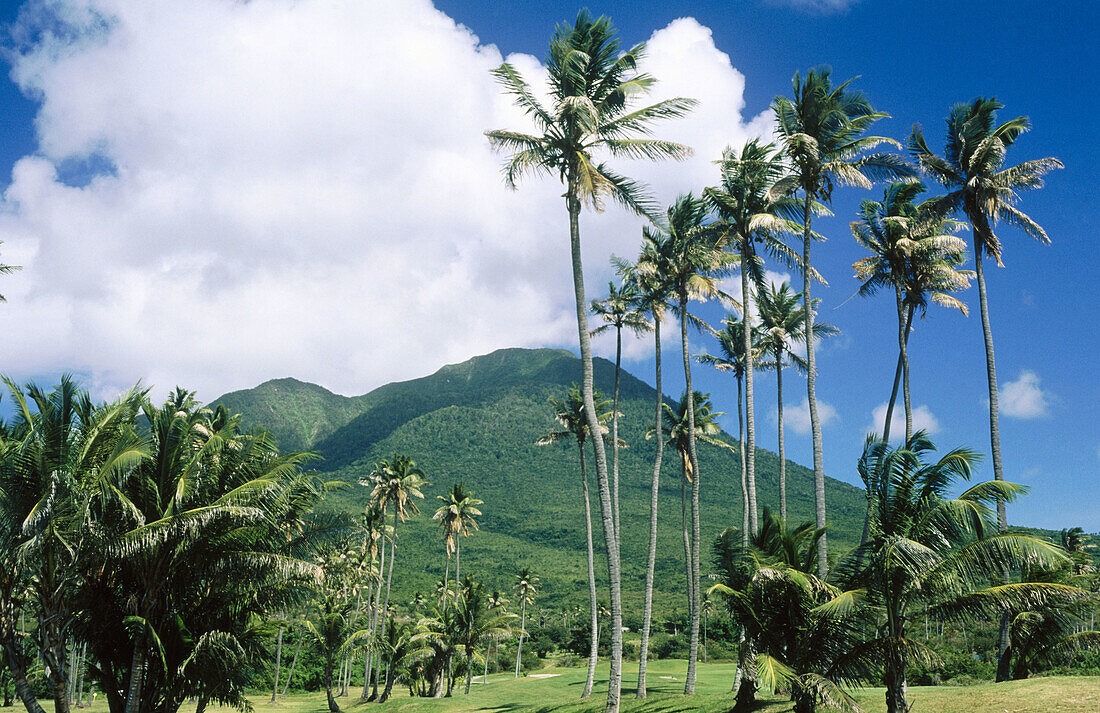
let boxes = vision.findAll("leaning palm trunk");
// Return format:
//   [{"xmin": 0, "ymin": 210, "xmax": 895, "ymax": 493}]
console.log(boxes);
[
  {"xmin": 801, "ymin": 198, "xmax": 828, "ymax": 577},
  {"xmin": 579, "ymin": 442, "xmax": 599, "ymax": 699},
  {"xmin": 637, "ymin": 319, "xmax": 664, "ymax": 698},
  {"xmin": 566, "ymin": 189, "xmax": 623, "ymax": 713},
  {"xmin": 733, "ymin": 634, "xmax": 757, "ymax": 712},
  {"xmin": 2, "ymin": 643, "xmax": 46, "ymax": 713},
  {"xmin": 740, "ymin": 260, "xmax": 758, "ymax": 533},
  {"xmin": 679, "ymin": 292, "xmax": 703, "ymax": 694},
  {"xmin": 283, "ymin": 634, "xmax": 303, "ymax": 698}
]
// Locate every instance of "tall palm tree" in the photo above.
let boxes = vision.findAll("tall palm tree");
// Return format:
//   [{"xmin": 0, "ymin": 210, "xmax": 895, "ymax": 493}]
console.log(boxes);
[
  {"xmin": 537, "ymin": 385, "xmax": 615, "ymax": 698},
  {"xmin": 771, "ymin": 68, "xmax": 916, "ymax": 577},
  {"xmin": 486, "ymin": 15, "xmax": 695, "ymax": 709},
  {"xmin": 907, "ymin": 99, "xmax": 1062, "ymax": 534},
  {"xmin": 432, "ymin": 483, "xmax": 483, "ymax": 610},
  {"xmin": 615, "ymin": 244, "xmax": 665, "ymax": 698},
  {"xmin": 836, "ymin": 432, "xmax": 1087, "ymax": 713},
  {"xmin": 591, "ymin": 279, "xmax": 649, "ymax": 542},
  {"xmin": 512, "ymin": 568, "xmax": 538, "ymax": 678},
  {"xmin": 698, "ymin": 314, "xmax": 757, "ymax": 544},
  {"xmin": 704, "ymin": 138, "xmax": 805, "ymax": 535},
  {"xmin": 852, "ymin": 181, "xmax": 972, "ymax": 444},
  {"xmin": 649, "ymin": 194, "xmax": 736, "ymax": 692},
  {"xmin": 755, "ymin": 282, "xmax": 837, "ymax": 522},
  {"xmin": 364, "ymin": 455, "xmax": 427, "ymax": 697},
  {"xmin": 649, "ymin": 389, "xmax": 735, "ymax": 692}
]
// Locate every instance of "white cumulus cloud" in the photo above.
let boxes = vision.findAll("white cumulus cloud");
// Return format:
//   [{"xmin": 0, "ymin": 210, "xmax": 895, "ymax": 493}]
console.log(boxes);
[
  {"xmin": 999, "ymin": 370, "xmax": 1051, "ymax": 419},
  {"xmin": 0, "ymin": 1, "xmax": 772, "ymax": 400},
  {"xmin": 778, "ymin": 397, "xmax": 839, "ymax": 436},
  {"xmin": 867, "ymin": 402, "xmax": 940, "ymax": 441}
]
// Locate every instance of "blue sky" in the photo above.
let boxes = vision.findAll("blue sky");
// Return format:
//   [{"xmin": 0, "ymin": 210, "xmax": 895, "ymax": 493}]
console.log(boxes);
[{"xmin": 0, "ymin": 0, "xmax": 1095, "ymax": 530}]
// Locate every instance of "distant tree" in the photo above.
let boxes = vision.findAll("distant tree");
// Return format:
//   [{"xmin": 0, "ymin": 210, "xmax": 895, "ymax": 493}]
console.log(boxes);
[
  {"xmin": 512, "ymin": 568, "xmax": 539, "ymax": 678},
  {"xmin": 452, "ymin": 578, "xmax": 515, "ymax": 694}
]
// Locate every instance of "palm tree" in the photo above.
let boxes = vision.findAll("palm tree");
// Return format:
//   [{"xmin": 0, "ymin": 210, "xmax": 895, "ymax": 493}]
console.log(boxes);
[
  {"xmin": 650, "ymin": 389, "xmax": 735, "ymax": 692},
  {"xmin": 698, "ymin": 315, "xmax": 756, "ymax": 544},
  {"xmin": 452, "ymin": 578, "xmax": 516, "ymax": 694},
  {"xmin": 433, "ymin": 483, "xmax": 483, "ymax": 610},
  {"xmin": 615, "ymin": 244, "xmax": 665, "ymax": 698},
  {"xmin": 537, "ymin": 385, "xmax": 615, "ymax": 698},
  {"xmin": 591, "ymin": 279, "xmax": 649, "ymax": 542},
  {"xmin": 359, "ymin": 501, "xmax": 388, "ymax": 699},
  {"xmin": 852, "ymin": 181, "xmax": 972, "ymax": 444},
  {"xmin": 755, "ymin": 282, "xmax": 837, "ymax": 522},
  {"xmin": 646, "ymin": 193, "xmax": 737, "ymax": 693},
  {"xmin": 771, "ymin": 68, "xmax": 916, "ymax": 576},
  {"xmin": 704, "ymin": 138, "xmax": 805, "ymax": 535},
  {"xmin": 512, "ymin": 568, "xmax": 538, "ymax": 678},
  {"xmin": 364, "ymin": 455, "xmax": 427, "ymax": 697},
  {"xmin": 305, "ymin": 591, "xmax": 369, "ymax": 712},
  {"xmin": 836, "ymin": 432, "xmax": 1088, "ymax": 713},
  {"xmin": 486, "ymin": 15, "xmax": 695, "ymax": 709},
  {"xmin": 907, "ymin": 99, "xmax": 1062, "ymax": 534}
]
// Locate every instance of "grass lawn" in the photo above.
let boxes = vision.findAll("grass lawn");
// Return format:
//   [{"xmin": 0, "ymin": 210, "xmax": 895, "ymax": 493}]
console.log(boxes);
[{"xmin": 240, "ymin": 660, "xmax": 1100, "ymax": 713}]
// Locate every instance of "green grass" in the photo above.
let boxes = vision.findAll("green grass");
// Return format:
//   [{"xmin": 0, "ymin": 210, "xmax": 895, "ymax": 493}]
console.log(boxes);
[{"xmin": 239, "ymin": 661, "xmax": 1100, "ymax": 713}]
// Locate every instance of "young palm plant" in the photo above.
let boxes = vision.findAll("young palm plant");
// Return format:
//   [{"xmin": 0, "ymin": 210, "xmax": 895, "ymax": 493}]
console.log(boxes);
[
  {"xmin": 536, "ymin": 385, "xmax": 616, "ymax": 698},
  {"xmin": 486, "ymin": 15, "xmax": 695, "ymax": 709},
  {"xmin": 835, "ymin": 433, "xmax": 1089, "ymax": 713},
  {"xmin": 771, "ymin": 68, "xmax": 917, "ymax": 576}
]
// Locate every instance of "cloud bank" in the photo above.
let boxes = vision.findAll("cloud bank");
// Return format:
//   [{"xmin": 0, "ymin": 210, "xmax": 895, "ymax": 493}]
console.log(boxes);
[{"xmin": 0, "ymin": 1, "xmax": 771, "ymax": 400}]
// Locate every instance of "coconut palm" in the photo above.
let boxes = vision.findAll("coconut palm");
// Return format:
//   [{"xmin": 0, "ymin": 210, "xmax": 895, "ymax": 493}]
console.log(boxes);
[
  {"xmin": 907, "ymin": 99, "xmax": 1062, "ymax": 535},
  {"xmin": 835, "ymin": 432, "xmax": 1088, "ymax": 713},
  {"xmin": 537, "ymin": 385, "xmax": 616, "ymax": 698},
  {"xmin": 305, "ymin": 590, "xmax": 370, "ymax": 712},
  {"xmin": 852, "ymin": 181, "xmax": 972, "ymax": 444},
  {"xmin": 698, "ymin": 314, "xmax": 758, "ymax": 544},
  {"xmin": 645, "ymin": 193, "xmax": 737, "ymax": 692},
  {"xmin": 452, "ymin": 578, "xmax": 516, "ymax": 694},
  {"xmin": 486, "ymin": 15, "xmax": 695, "ymax": 708},
  {"xmin": 649, "ymin": 389, "xmax": 736, "ymax": 691},
  {"xmin": 704, "ymin": 138, "xmax": 806, "ymax": 536},
  {"xmin": 592, "ymin": 279, "xmax": 649, "ymax": 542},
  {"xmin": 512, "ymin": 568, "xmax": 538, "ymax": 678},
  {"xmin": 615, "ymin": 243, "xmax": 666, "ymax": 698},
  {"xmin": 771, "ymin": 68, "xmax": 917, "ymax": 576},
  {"xmin": 433, "ymin": 483, "xmax": 483, "ymax": 610},
  {"xmin": 755, "ymin": 282, "xmax": 837, "ymax": 522}
]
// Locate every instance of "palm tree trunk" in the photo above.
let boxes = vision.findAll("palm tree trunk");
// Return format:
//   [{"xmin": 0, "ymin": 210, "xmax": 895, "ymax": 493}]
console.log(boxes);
[
  {"xmin": 737, "ymin": 374, "xmax": 748, "ymax": 547},
  {"xmin": 365, "ymin": 546, "xmax": 385, "ymax": 700},
  {"xmin": 442, "ymin": 552, "xmax": 451, "ymax": 610},
  {"xmin": 123, "ymin": 632, "xmax": 146, "ymax": 713},
  {"xmin": 373, "ymin": 516, "xmax": 397, "ymax": 700},
  {"xmin": 465, "ymin": 652, "xmax": 474, "ymax": 694},
  {"xmin": 566, "ymin": 190, "xmax": 623, "ymax": 713},
  {"xmin": 612, "ymin": 325, "xmax": 622, "ymax": 542},
  {"xmin": 2, "ymin": 643, "xmax": 46, "ymax": 713},
  {"xmin": 283, "ymin": 634, "xmax": 302, "ymax": 698},
  {"xmin": 802, "ymin": 196, "xmax": 828, "ymax": 578},
  {"xmin": 637, "ymin": 319, "xmax": 663, "ymax": 699},
  {"xmin": 271, "ymin": 625, "xmax": 284, "ymax": 703},
  {"xmin": 514, "ymin": 597, "xmax": 527, "ymax": 677},
  {"xmin": 483, "ymin": 638, "xmax": 490, "ymax": 683},
  {"xmin": 896, "ymin": 291, "xmax": 914, "ymax": 441},
  {"xmin": 580, "ymin": 442, "xmax": 599, "ymax": 699},
  {"xmin": 681, "ymin": 458, "xmax": 693, "ymax": 625},
  {"xmin": 679, "ymin": 292, "xmax": 702, "ymax": 695},
  {"xmin": 741, "ymin": 255, "xmax": 758, "ymax": 533},
  {"xmin": 776, "ymin": 347, "xmax": 787, "ymax": 522}
]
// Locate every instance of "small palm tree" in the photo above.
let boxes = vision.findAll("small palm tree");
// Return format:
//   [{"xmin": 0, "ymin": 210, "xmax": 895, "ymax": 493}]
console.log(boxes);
[
  {"xmin": 908, "ymin": 98, "xmax": 1062, "ymax": 537},
  {"xmin": 304, "ymin": 592, "xmax": 369, "ymax": 712},
  {"xmin": 771, "ymin": 68, "xmax": 917, "ymax": 576},
  {"xmin": 452, "ymin": 578, "xmax": 516, "ymax": 694},
  {"xmin": 512, "ymin": 568, "xmax": 539, "ymax": 678},
  {"xmin": 486, "ymin": 17, "xmax": 695, "ymax": 708},
  {"xmin": 592, "ymin": 279, "xmax": 649, "ymax": 542},
  {"xmin": 536, "ymin": 385, "xmax": 615, "ymax": 698},
  {"xmin": 836, "ymin": 432, "xmax": 1088, "ymax": 713},
  {"xmin": 754, "ymin": 282, "xmax": 837, "ymax": 522}
]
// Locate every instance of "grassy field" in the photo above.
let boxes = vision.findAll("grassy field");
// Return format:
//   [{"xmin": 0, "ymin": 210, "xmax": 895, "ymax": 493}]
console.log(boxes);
[{"xmin": 234, "ymin": 660, "xmax": 1100, "ymax": 713}]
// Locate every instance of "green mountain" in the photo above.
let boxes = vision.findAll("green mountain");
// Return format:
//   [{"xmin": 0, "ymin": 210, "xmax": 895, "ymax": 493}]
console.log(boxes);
[{"xmin": 213, "ymin": 347, "xmax": 867, "ymax": 614}]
